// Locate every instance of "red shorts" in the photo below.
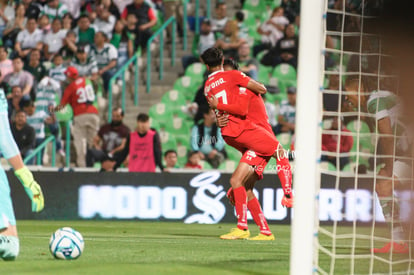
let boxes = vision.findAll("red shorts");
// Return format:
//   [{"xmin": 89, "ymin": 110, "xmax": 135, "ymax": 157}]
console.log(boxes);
[
  {"xmin": 223, "ymin": 125, "xmax": 279, "ymax": 157},
  {"xmin": 240, "ymin": 150, "xmax": 271, "ymax": 180}
]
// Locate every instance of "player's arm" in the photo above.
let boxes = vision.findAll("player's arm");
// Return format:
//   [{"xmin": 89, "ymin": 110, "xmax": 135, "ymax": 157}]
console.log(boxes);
[
  {"xmin": 0, "ymin": 113, "xmax": 44, "ymax": 212},
  {"xmin": 208, "ymin": 90, "xmax": 251, "ymax": 117},
  {"xmin": 377, "ymin": 116, "xmax": 395, "ymax": 176},
  {"xmin": 233, "ymin": 70, "xmax": 267, "ymax": 95}
]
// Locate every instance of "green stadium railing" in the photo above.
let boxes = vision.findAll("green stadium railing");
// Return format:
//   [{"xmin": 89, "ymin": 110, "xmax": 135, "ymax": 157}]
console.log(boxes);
[
  {"xmin": 194, "ymin": 0, "xmax": 211, "ymax": 34},
  {"xmin": 146, "ymin": 16, "xmax": 177, "ymax": 93},
  {"xmin": 24, "ymin": 135, "xmax": 56, "ymax": 166},
  {"xmin": 108, "ymin": 51, "xmax": 140, "ymax": 122}
]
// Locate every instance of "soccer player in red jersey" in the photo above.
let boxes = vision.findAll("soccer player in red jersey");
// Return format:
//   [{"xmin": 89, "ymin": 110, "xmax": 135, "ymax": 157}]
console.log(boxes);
[
  {"xmin": 218, "ymin": 59, "xmax": 275, "ymax": 240},
  {"xmin": 54, "ymin": 66, "xmax": 100, "ymax": 167},
  {"xmin": 201, "ymin": 48, "xmax": 293, "ymax": 239}
]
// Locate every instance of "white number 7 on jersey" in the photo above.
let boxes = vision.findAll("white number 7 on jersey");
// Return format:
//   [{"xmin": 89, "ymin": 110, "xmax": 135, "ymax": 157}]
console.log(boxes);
[{"xmin": 215, "ymin": 90, "xmax": 228, "ymax": 104}]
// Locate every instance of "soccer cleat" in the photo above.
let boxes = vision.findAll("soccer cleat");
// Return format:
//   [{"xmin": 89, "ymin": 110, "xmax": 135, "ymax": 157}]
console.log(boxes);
[
  {"xmin": 281, "ymin": 195, "xmax": 293, "ymax": 208},
  {"xmin": 371, "ymin": 242, "xmax": 409, "ymax": 254},
  {"xmin": 220, "ymin": 228, "xmax": 250, "ymax": 240},
  {"xmin": 248, "ymin": 233, "xmax": 275, "ymax": 241}
]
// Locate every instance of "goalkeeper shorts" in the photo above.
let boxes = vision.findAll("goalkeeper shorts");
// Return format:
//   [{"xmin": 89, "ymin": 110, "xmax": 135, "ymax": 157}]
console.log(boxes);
[{"xmin": 0, "ymin": 167, "xmax": 16, "ymax": 230}]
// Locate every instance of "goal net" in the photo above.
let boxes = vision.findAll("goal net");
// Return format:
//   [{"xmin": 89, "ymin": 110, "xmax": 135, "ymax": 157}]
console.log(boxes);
[{"xmin": 311, "ymin": 0, "xmax": 414, "ymax": 274}]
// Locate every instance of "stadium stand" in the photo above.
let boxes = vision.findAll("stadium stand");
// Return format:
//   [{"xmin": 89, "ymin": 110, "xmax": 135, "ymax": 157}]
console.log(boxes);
[{"xmin": 0, "ymin": 0, "xmax": 303, "ymax": 172}]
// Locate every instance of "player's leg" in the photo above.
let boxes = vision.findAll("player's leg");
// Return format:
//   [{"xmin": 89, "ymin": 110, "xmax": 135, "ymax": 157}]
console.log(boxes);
[
  {"xmin": 274, "ymin": 144, "xmax": 293, "ymax": 207},
  {"xmin": 373, "ymin": 161, "xmax": 409, "ymax": 253},
  {"xmin": 244, "ymin": 174, "xmax": 275, "ymax": 240},
  {"xmin": 0, "ymin": 168, "xmax": 19, "ymax": 260},
  {"xmin": 220, "ymin": 162, "xmax": 253, "ymax": 240},
  {"xmin": 225, "ymin": 127, "xmax": 294, "ymax": 207},
  {"xmin": 72, "ymin": 115, "xmax": 88, "ymax": 167}
]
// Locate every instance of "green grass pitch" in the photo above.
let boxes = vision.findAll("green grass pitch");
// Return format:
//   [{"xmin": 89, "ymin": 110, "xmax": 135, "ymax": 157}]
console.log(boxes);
[
  {"xmin": 1, "ymin": 221, "xmax": 412, "ymax": 274},
  {"xmin": 0, "ymin": 221, "xmax": 290, "ymax": 275}
]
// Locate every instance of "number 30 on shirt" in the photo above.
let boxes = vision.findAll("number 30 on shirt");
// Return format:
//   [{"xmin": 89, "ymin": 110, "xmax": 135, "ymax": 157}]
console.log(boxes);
[{"xmin": 76, "ymin": 85, "xmax": 95, "ymax": 104}]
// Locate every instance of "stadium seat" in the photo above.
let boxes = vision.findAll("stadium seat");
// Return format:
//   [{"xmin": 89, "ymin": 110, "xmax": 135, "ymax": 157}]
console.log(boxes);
[
  {"xmin": 200, "ymin": 160, "xmax": 213, "ymax": 170},
  {"xmin": 225, "ymin": 145, "xmax": 242, "ymax": 162},
  {"xmin": 258, "ymin": 64, "xmax": 272, "ymax": 85},
  {"xmin": 161, "ymin": 89, "xmax": 188, "ymax": 111},
  {"xmin": 149, "ymin": 118, "xmax": 161, "ymax": 132},
  {"xmin": 277, "ymin": 133, "xmax": 292, "ymax": 150},
  {"xmin": 265, "ymin": 157, "xmax": 277, "ymax": 172},
  {"xmin": 148, "ymin": 103, "xmax": 172, "ymax": 128},
  {"xmin": 272, "ymin": 64, "xmax": 297, "ymax": 81},
  {"xmin": 243, "ymin": 0, "xmax": 267, "ymax": 19},
  {"xmin": 184, "ymin": 63, "xmax": 206, "ymax": 86},
  {"xmin": 173, "ymin": 76, "xmax": 201, "ymax": 101},
  {"xmin": 219, "ymin": 160, "xmax": 238, "ymax": 172},
  {"xmin": 164, "ymin": 117, "xmax": 192, "ymax": 139},
  {"xmin": 320, "ymin": 161, "xmax": 337, "ymax": 171},
  {"xmin": 346, "ymin": 120, "xmax": 373, "ymax": 165},
  {"xmin": 159, "ymin": 130, "xmax": 177, "ymax": 152},
  {"xmin": 176, "ymin": 143, "xmax": 189, "ymax": 166}
]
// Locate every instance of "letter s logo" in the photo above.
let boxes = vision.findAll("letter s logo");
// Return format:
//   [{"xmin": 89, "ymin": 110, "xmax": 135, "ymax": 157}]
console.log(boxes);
[{"xmin": 184, "ymin": 171, "xmax": 226, "ymax": 224}]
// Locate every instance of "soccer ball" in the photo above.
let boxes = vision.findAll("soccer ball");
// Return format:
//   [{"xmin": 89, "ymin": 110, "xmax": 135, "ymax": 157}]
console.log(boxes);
[{"xmin": 49, "ymin": 227, "xmax": 84, "ymax": 260}]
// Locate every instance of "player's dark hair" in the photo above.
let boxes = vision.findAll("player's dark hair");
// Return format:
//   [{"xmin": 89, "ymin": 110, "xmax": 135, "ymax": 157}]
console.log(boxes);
[
  {"xmin": 235, "ymin": 11, "xmax": 244, "ymax": 22},
  {"xmin": 164, "ymin": 149, "xmax": 177, "ymax": 157},
  {"xmin": 201, "ymin": 47, "xmax": 223, "ymax": 68},
  {"xmin": 12, "ymin": 56, "xmax": 22, "ymax": 61},
  {"xmin": 223, "ymin": 58, "xmax": 239, "ymax": 70},
  {"xmin": 137, "ymin": 113, "xmax": 149, "ymax": 122}
]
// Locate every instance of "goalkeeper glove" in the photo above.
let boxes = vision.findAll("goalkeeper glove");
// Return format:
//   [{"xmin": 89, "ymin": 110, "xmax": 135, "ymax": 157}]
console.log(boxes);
[{"xmin": 14, "ymin": 167, "xmax": 44, "ymax": 212}]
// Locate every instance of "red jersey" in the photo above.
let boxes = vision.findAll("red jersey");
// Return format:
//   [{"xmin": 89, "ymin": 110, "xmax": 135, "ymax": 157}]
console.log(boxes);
[
  {"xmin": 60, "ymin": 77, "xmax": 98, "ymax": 116},
  {"xmin": 244, "ymin": 89, "xmax": 273, "ymax": 134},
  {"xmin": 204, "ymin": 70, "xmax": 252, "ymax": 137}
]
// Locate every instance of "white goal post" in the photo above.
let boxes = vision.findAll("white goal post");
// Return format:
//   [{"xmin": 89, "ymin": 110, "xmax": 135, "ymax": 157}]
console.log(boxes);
[{"xmin": 290, "ymin": 0, "xmax": 325, "ymax": 274}]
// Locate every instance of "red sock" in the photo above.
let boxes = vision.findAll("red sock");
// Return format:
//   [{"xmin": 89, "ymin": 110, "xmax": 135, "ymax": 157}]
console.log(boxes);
[
  {"xmin": 276, "ymin": 157, "xmax": 292, "ymax": 197},
  {"xmin": 248, "ymin": 197, "xmax": 272, "ymax": 235},
  {"xmin": 233, "ymin": 186, "xmax": 248, "ymax": 230}
]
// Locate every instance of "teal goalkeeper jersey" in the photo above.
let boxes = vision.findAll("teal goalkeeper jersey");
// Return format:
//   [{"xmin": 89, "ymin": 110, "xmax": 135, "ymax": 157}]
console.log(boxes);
[{"xmin": 0, "ymin": 88, "xmax": 20, "ymax": 159}]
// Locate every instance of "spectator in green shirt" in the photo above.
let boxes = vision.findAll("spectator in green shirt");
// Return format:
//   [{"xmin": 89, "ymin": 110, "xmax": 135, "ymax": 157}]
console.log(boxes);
[
  {"xmin": 74, "ymin": 14, "xmax": 95, "ymax": 46},
  {"xmin": 24, "ymin": 49, "xmax": 47, "ymax": 84}
]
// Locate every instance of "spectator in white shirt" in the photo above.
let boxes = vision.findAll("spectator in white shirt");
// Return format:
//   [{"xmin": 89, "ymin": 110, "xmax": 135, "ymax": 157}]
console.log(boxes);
[
  {"xmin": 90, "ymin": 31, "xmax": 118, "ymax": 94},
  {"xmin": 44, "ymin": 18, "xmax": 67, "ymax": 60},
  {"xmin": 2, "ymin": 3, "xmax": 26, "ymax": 49},
  {"xmin": 60, "ymin": 0, "xmax": 82, "ymax": 19},
  {"xmin": 0, "ymin": 0, "xmax": 15, "ymax": 39},
  {"xmin": 0, "ymin": 46, "xmax": 13, "ymax": 83},
  {"xmin": 15, "ymin": 17, "xmax": 43, "ymax": 60},
  {"xmin": 253, "ymin": 7, "xmax": 289, "ymax": 56},
  {"xmin": 211, "ymin": 2, "xmax": 228, "ymax": 33},
  {"xmin": 94, "ymin": 5, "xmax": 116, "ymax": 40}
]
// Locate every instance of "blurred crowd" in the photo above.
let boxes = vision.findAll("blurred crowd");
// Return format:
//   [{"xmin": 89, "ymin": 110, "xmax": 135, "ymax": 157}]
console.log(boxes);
[{"xmin": 0, "ymin": 0, "xmax": 304, "ymax": 172}]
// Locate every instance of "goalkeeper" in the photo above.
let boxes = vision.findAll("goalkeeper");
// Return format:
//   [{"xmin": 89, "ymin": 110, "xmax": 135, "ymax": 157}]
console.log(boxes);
[
  {"xmin": 0, "ymin": 87, "xmax": 44, "ymax": 260},
  {"xmin": 345, "ymin": 76, "xmax": 409, "ymax": 254}
]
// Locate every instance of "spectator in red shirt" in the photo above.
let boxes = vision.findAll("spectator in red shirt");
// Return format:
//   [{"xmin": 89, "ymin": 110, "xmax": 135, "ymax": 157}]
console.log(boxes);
[
  {"xmin": 185, "ymin": 151, "xmax": 202, "ymax": 170},
  {"xmin": 321, "ymin": 115, "xmax": 354, "ymax": 170},
  {"xmin": 121, "ymin": 0, "xmax": 157, "ymax": 50},
  {"xmin": 54, "ymin": 66, "xmax": 100, "ymax": 167}
]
